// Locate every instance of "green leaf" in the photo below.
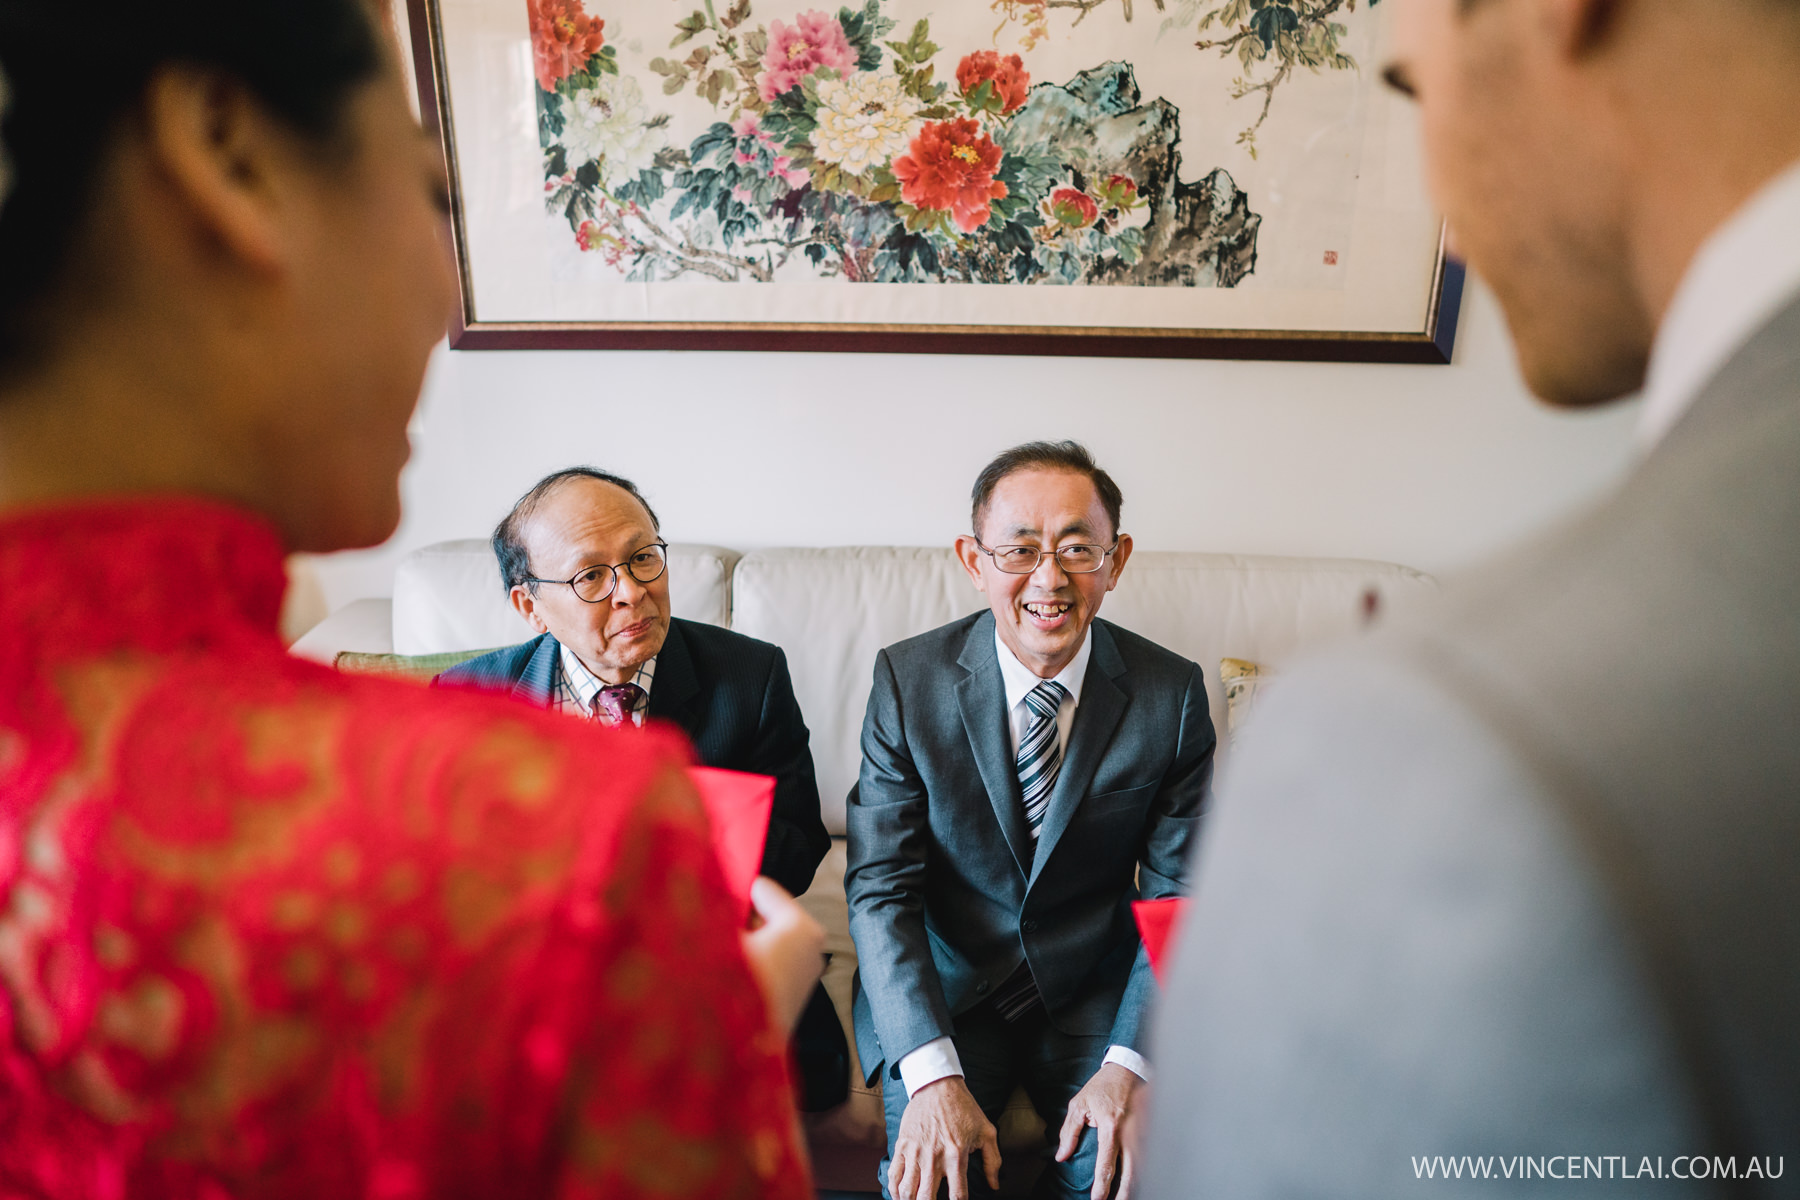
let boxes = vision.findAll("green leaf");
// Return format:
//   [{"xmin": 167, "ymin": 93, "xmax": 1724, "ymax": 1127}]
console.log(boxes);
[
  {"xmin": 671, "ymin": 10, "xmax": 708, "ymax": 46},
  {"xmin": 964, "ymin": 78, "xmax": 999, "ymax": 115},
  {"xmin": 723, "ymin": 0, "xmax": 752, "ymax": 28}
]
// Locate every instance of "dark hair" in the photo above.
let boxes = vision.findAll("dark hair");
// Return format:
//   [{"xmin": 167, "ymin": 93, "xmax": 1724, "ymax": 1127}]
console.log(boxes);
[
  {"xmin": 493, "ymin": 467, "xmax": 663, "ymax": 593},
  {"xmin": 0, "ymin": 0, "xmax": 384, "ymax": 377},
  {"xmin": 971, "ymin": 441, "xmax": 1124, "ymax": 540}
]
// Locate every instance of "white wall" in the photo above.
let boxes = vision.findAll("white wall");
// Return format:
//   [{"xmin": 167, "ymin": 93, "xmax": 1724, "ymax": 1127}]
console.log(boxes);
[{"xmin": 303, "ymin": 277, "xmax": 1644, "ymax": 615}]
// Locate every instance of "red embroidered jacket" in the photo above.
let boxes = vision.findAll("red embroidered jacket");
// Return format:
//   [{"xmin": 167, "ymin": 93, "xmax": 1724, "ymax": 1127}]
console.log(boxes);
[{"xmin": 0, "ymin": 498, "xmax": 810, "ymax": 1200}]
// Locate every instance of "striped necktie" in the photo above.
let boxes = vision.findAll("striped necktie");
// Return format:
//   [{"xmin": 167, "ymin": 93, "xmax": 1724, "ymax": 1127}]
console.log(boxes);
[
  {"xmin": 993, "ymin": 678, "xmax": 1070, "ymax": 1023},
  {"xmin": 1017, "ymin": 679, "xmax": 1069, "ymax": 836}
]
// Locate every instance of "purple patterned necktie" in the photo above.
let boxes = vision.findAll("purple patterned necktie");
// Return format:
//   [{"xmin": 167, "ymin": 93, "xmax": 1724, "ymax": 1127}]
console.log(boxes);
[{"xmin": 592, "ymin": 682, "xmax": 646, "ymax": 726}]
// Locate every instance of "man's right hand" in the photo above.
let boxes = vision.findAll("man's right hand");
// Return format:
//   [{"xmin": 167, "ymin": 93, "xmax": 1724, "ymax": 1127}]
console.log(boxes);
[{"xmin": 888, "ymin": 1075, "xmax": 1001, "ymax": 1200}]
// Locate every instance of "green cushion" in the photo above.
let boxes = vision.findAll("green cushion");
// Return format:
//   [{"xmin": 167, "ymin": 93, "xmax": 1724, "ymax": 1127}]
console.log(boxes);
[{"xmin": 333, "ymin": 648, "xmax": 499, "ymax": 683}]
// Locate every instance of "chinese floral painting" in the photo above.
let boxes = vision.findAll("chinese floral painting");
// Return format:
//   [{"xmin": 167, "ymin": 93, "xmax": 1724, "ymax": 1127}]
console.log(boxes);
[
  {"xmin": 527, "ymin": 0, "xmax": 1377, "ymax": 288},
  {"xmin": 414, "ymin": 0, "xmax": 1457, "ymax": 359}
]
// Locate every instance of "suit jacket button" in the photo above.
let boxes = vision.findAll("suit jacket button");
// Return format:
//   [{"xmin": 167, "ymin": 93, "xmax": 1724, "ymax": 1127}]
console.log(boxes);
[
  {"xmin": 1021, "ymin": 919, "xmax": 1039, "ymax": 933},
  {"xmin": 976, "ymin": 981, "xmax": 990, "ymax": 994}
]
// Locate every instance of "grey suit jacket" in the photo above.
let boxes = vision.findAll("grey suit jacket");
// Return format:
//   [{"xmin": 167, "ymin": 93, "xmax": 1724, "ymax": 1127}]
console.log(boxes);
[
  {"xmin": 1144, "ymin": 296, "xmax": 1800, "ymax": 1197},
  {"xmin": 846, "ymin": 610, "xmax": 1214, "ymax": 1085}
]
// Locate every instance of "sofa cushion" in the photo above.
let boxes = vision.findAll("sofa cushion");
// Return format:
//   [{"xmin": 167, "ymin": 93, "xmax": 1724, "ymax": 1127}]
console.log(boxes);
[
  {"xmin": 1220, "ymin": 657, "xmax": 1270, "ymax": 744},
  {"xmin": 390, "ymin": 540, "xmax": 740, "ymax": 656},
  {"xmin": 334, "ymin": 648, "xmax": 497, "ymax": 684},
  {"xmin": 730, "ymin": 548, "xmax": 1435, "ymax": 835}
]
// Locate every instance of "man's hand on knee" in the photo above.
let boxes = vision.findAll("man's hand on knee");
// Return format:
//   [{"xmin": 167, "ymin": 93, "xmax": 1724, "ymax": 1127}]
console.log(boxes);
[
  {"xmin": 1056, "ymin": 1062, "xmax": 1144, "ymax": 1200},
  {"xmin": 890, "ymin": 1075, "xmax": 1002, "ymax": 1200}
]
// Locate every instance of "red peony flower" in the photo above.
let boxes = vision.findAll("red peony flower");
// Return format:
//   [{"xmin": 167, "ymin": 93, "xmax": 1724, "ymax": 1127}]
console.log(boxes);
[
  {"xmin": 528, "ymin": 0, "xmax": 606, "ymax": 93},
  {"xmin": 1047, "ymin": 186, "xmax": 1099, "ymax": 230},
  {"xmin": 1094, "ymin": 173, "xmax": 1139, "ymax": 209},
  {"xmin": 956, "ymin": 51, "xmax": 1031, "ymax": 116},
  {"xmin": 892, "ymin": 119, "xmax": 1009, "ymax": 234}
]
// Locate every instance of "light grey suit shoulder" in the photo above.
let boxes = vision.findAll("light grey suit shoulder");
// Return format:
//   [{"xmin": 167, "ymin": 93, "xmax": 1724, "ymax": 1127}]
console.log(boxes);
[{"xmin": 1143, "ymin": 297, "xmax": 1800, "ymax": 1196}]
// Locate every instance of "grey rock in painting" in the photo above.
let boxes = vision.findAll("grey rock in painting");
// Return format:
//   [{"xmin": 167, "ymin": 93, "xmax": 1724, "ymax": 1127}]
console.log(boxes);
[{"xmin": 1009, "ymin": 62, "xmax": 1261, "ymax": 287}]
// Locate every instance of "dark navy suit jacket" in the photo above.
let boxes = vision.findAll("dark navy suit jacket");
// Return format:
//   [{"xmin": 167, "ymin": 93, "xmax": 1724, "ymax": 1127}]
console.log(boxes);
[{"xmin": 436, "ymin": 617, "xmax": 830, "ymax": 897}]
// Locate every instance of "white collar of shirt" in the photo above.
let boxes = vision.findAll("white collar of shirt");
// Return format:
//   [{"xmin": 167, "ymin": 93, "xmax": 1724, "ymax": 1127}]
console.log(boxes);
[
  {"xmin": 557, "ymin": 642, "xmax": 655, "ymax": 723},
  {"xmin": 995, "ymin": 624, "xmax": 1092, "ymax": 756},
  {"xmin": 1638, "ymin": 158, "xmax": 1800, "ymax": 453}
]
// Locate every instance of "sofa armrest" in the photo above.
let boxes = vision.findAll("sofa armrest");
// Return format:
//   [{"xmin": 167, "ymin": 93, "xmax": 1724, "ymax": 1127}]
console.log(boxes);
[{"xmin": 289, "ymin": 598, "xmax": 394, "ymax": 664}]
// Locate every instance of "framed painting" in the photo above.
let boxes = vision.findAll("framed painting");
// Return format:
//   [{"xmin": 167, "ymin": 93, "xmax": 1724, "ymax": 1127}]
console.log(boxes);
[{"xmin": 403, "ymin": 0, "xmax": 1463, "ymax": 361}]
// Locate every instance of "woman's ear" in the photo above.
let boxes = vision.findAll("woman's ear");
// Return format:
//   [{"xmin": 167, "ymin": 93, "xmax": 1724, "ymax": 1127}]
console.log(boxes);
[{"xmin": 140, "ymin": 66, "xmax": 307, "ymax": 278}]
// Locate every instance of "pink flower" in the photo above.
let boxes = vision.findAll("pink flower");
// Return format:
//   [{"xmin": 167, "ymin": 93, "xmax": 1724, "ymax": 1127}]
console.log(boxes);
[
  {"xmin": 757, "ymin": 11, "xmax": 856, "ymax": 102},
  {"xmin": 731, "ymin": 115, "xmax": 811, "ymax": 188},
  {"xmin": 772, "ymin": 156, "xmax": 811, "ymax": 188},
  {"xmin": 576, "ymin": 219, "xmax": 605, "ymax": 251}
]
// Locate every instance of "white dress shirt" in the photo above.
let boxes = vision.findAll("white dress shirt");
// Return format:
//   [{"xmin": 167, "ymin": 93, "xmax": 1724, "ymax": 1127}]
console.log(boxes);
[
  {"xmin": 1638, "ymin": 158, "xmax": 1800, "ymax": 451},
  {"xmin": 555, "ymin": 642, "xmax": 655, "ymax": 725},
  {"xmin": 896, "ymin": 627, "xmax": 1151, "ymax": 1099}
]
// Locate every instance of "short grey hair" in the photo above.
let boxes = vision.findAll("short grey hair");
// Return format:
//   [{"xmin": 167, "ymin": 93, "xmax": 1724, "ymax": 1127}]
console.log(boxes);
[{"xmin": 492, "ymin": 466, "xmax": 662, "ymax": 593}]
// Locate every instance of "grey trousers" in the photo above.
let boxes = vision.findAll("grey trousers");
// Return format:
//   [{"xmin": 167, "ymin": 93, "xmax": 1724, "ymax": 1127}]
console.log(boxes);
[{"xmin": 878, "ymin": 999, "xmax": 1115, "ymax": 1200}]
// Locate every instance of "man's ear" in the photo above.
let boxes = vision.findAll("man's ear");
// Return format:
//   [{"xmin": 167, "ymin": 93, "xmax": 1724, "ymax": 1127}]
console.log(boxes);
[
  {"xmin": 510, "ymin": 584, "xmax": 551, "ymax": 634},
  {"xmin": 1104, "ymin": 533, "xmax": 1133, "ymax": 593},
  {"xmin": 953, "ymin": 535, "xmax": 990, "ymax": 593},
  {"xmin": 141, "ymin": 66, "xmax": 303, "ymax": 277},
  {"xmin": 1542, "ymin": 0, "xmax": 1626, "ymax": 59}
]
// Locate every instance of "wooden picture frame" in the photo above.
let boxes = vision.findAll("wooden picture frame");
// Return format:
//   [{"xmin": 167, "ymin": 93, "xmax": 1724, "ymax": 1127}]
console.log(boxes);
[{"xmin": 404, "ymin": 0, "xmax": 1463, "ymax": 362}]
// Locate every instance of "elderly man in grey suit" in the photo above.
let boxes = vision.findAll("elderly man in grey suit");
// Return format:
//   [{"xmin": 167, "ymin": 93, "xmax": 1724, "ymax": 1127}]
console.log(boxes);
[
  {"xmin": 848, "ymin": 441, "xmax": 1215, "ymax": 1200},
  {"xmin": 1144, "ymin": 0, "xmax": 1800, "ymax": 1195}
]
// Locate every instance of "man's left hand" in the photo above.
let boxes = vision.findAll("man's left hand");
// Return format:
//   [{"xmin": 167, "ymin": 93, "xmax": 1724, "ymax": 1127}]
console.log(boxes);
[{"xmin": 1055, "ymin": 1061, "xmax": 1143, "ymax": 1200}]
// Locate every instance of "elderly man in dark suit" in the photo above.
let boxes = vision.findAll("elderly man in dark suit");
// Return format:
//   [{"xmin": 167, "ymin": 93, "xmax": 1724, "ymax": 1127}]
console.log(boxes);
[
  {"xmin": 437, "ymin": 467, "xmax": 843, "ymax": 1105},
  {"xmin": 847, "ymin": 442, "xmax": 1215, "ymax": 1200}
]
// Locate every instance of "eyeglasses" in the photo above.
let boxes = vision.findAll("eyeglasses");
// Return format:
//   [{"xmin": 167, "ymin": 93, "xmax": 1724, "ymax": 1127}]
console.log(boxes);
[
  {"xmin": 525, "ymin": 541, "xmax": 668, "ymax": 603},
  {"xmin": 972, "ymin": 538, "xmax": 1118, "ymax": 575}
]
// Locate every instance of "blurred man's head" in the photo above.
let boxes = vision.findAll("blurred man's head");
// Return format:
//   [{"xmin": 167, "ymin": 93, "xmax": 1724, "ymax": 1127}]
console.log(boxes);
[
  {"xmin": 0, "ymin": 0, "xmax": 455, "ymax": 552},
  {"xmin": 1384, "ymin": 0, "xmax": 1800, "ymax": 406},
  {"xmin": 955, "ymin": 441, "xmax": 1133, "ymax": 679},
  {"xmin": 495, "ymin": 468, "xmax": 670, "ymax": 684}
]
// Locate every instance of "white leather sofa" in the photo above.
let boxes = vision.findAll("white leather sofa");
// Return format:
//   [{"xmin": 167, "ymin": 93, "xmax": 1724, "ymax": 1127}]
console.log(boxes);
[{"xmin": 293, "ymin": 541, "xmax": 1435, "ymax": 1192}]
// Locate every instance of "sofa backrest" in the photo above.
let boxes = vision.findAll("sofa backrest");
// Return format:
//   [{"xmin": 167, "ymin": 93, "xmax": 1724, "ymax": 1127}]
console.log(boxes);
[
  {"xmin": 382, "ymin": 539, "xmax": 1434, "ymax": 834},
  {"xmin": 390, "ymin": 539, "xmax": 739, "ymax": 656},
  {"xmin": 729, "ymin": 547, "xmax": 1436, "ymax": 833}
]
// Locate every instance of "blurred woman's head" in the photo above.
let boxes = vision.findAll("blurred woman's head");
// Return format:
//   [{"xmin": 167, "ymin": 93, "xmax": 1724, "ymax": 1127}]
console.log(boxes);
[{"xmin": 0, "ymin": 0, "xmax": 454, "ymax": 551}]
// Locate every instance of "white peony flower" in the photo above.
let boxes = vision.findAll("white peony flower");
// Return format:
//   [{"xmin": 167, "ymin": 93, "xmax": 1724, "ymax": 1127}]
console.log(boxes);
[
  {"xmin": 810, "ymin": 72, "xmax": 922, "ymax": 177},
  {"xmin": 559, "ymin": 73, "xmax": 660, "ymax": 181}
]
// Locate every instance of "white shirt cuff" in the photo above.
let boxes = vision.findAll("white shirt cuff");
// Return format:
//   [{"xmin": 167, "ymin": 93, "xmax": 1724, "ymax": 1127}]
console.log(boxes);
[
  {"xmin": 897, "ymin": 1037, "xmax": 964, "ymax": 1098},
  {"xmin": 1103, "ymin": 1045, "xmax": 1151, "ymax": 1083}
]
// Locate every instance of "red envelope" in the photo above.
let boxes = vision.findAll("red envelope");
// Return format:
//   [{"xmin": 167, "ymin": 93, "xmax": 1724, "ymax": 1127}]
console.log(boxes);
[
  {"xmin": 688, "ymin": 766, "xmax": 774, "ymax": 924},
  {"xmin": 1132, "ymin": 898, "xmax": 1189, "ymax": 986}
]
